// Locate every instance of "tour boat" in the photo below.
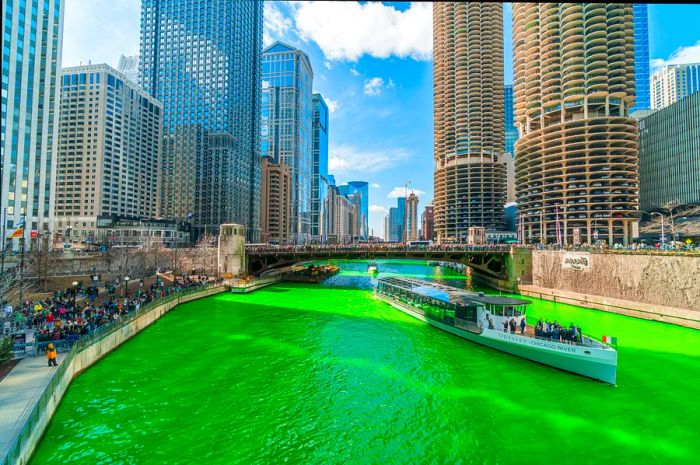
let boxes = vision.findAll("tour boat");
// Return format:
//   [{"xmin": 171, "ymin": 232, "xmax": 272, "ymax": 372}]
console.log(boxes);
[
  {"xmin": 367, "ymin": 261, "xmax": 379, "ymax": 274},
  {"xmin": 375, "ymin": 277, "xmax": 618, "ymax": 384}
]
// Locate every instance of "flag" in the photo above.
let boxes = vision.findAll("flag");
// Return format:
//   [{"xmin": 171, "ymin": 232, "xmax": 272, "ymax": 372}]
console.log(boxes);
[
  {"xmin": 602, "ymin": 336, "xmax": 617, "ymax": 345},
  {"xmin": 10, "ymin": 216, "xmax": 25, "ymax": 239}
]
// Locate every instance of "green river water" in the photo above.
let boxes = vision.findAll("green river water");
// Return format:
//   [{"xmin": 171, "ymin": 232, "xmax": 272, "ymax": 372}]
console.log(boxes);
[{"xmin": 29, "ymin": 260, "xmax": 700, "ymax": 465}]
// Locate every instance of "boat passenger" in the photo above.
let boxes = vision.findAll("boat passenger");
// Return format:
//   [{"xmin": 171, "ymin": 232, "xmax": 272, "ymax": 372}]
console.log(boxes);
[
  {"xmin": 503, "ymin": 320, "xmax": 509, "ymax": 333},
  {"xmin": 520, "ymin": 318, "xmax": 526, "ymax": 335},
  {"xmin": 509, "ymin": 319, "xmax": 516, "ymax": 334}
]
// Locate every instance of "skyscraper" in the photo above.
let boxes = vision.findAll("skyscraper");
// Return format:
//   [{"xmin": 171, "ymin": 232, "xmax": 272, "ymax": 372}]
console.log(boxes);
[
  {"xmin": 513, "ymin": 3, "xmax": 638, "ymax": 245},
  {"xmin": 261, "ymin": 156, "xmax": 291, "ymax": 243},
  {"xmin": 405, "ymin": 193, "xmax": 419, "ymax": 242},
  {"xmin": 55, "ymin": 65, "xmax": 162, "ymax": 244},
  {"xmin": 1, "ymin": 0, "xmax": 64, "ymax": 249},
  {"xmin": 421, "ymin": 205, "xmax": 434, "ymax": 241},
  {"xmin": 312, "ymin": 93, "xmax": 329, "ymax": 243},
  {"xmin": 632, "ymin": 4, "xmax": 651, "ymax": 112},
  {"xmin": 396, "ymin": 196, "xmax": 406, "ymax": 242},
  {"xmin": 139, "ymin": 0, "xmax": 263, "ymax": 241},
  {"xmin": 504, "ymin": 84, "xmax": 518, "ymax": 157},
  {"xmin": 433, "ymin": 3, "xmax": 506, "ymax": 243},
  {"xmin": 388, "ymin": 207, "xmax": 399, "ymax": 242},
  {"xmin": 117, "ymin": 54, "xmax": 140, "ymax": 86},
  {"xmin": 338, "ymin": 181, "xmax": 369, "ymax": 240},
  {"xmin": 651, "ymin": 63, "xmax": 700, "ymax": 110},
  {"xmin": 262, "ymin": 42, "xmax": 314, "ymax": 243},
  {"xmin": 639, "ymin": 91, "xmax": 700, "ymax": 210}
]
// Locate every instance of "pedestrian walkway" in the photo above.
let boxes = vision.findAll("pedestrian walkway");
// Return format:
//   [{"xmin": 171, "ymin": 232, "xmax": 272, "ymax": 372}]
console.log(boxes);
[{"xmin": 0, "ymin": 353, "xmax": 65, "ymax": 461}]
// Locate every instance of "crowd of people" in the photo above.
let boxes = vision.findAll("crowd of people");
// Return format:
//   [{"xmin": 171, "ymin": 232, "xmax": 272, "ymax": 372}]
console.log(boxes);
[
  {"xmin": 2, "ymin": 275, "xmax": 214, "ymax": 353},
  {"xmin": 534, "ymin": 320, "xmax": 582, "ymax": 344}
]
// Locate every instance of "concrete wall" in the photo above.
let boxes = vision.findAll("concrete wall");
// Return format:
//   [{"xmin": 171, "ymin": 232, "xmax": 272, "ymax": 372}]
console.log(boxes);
[
  {"xmin": 14, "ymin": 286, "xmax": 226, "ymax": 465},
  {"xmin": 530, "ymin": 250, "xmax": 700, "ymax": 319}
]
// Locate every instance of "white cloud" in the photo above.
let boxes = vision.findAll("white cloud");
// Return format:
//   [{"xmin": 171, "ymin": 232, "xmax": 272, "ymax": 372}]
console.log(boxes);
[
  {"xmin": 62, "ymin": 0, "xmax": 140, "ymax": 68},
  {"xmin": 325, "ymin": 97, "xmax": 340, "ymax": 113},
  {"xmin": 264, "ymin": 2, "xmax": 293, "ymax": 46},
  {"xmin": 370, "ymin": 183, "xmax": 381, "ymax": 189},
  {"xmin": 387, "ymin": 79, "xmax": 396, "ymax": 89},
  {"xmin": 369, "ymin": 205, "xmax": 389, "ymax": 214},
  {"xmin": 324, "ymin": 60, "xmax": 333, "ymax": 70},
  {"xmin": 364, "ymin": 77, "xmax": 384, "ymax": 96},
  {"xmin": 350, "ymin": 68, "xmax": 361, "ymax": 77},
  {"xmin": 290, "ymin": 1, "xmax": 432, "ymax": 62},
  {"xmin": 329, "ymin": 144, "xmax": 411, "ymax": 176},
  {"xmin": 651, "ymin": 40, "xmax": 700, "ymax": 71},
  {"xmin": 387, "ymin": 187, "xmax": 427, "ymax": 199}
]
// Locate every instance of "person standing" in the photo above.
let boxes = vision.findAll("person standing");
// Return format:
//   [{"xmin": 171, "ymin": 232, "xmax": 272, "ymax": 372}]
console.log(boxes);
[
  {"xmin": 46, "ymin": 343, "xmax": 58, "ymax": 367},
  {"xmin": 520, "ymin": 318, "xmax": 526, "ymax": 335}
]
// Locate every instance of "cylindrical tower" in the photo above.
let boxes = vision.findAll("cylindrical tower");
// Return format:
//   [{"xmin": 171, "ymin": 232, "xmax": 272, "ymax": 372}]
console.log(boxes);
[
  {"xmin": 513, "ymin": 3, "xmax": 639, "ymax": 245},
  {"xmin": 433, "ymin": 2, "xmax": 506, "ymax": 243}
]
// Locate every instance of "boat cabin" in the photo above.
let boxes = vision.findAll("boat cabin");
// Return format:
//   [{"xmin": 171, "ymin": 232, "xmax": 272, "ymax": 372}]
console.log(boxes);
[{"xmin": 376, "ymin": 277, "xmax": 530, "ymax": 332}]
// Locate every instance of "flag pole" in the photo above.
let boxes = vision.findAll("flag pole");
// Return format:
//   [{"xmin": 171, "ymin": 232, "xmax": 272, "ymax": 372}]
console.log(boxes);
[
  {"xmin": 1, "ymin": 207, "xmax": 5, "ymax": 273},
  {"xmin": 19, "ymin": 212, "xmax": 26, "ymax": 304}
]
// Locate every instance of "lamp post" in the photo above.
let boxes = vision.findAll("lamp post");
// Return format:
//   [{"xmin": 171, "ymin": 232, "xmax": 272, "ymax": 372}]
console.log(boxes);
[
  {"xmin": 124, "ymin": 276, "xmax": 130, "ymax": 298},
  {"xmin": 651, "ymin": 212, "xmax": 665, "ymax": 245},
  {"xmin": 72, "ymin": 280, "xmax": 79, "ymax": 308}
]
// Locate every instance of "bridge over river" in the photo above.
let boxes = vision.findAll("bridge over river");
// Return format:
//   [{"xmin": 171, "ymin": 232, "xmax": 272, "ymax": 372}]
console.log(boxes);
[{"xmin": 245, "ymin": 245, "xmax": 529, "ymax": 290}]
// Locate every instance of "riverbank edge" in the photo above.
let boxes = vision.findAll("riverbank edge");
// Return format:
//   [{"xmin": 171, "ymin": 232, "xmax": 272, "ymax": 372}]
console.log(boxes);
[
  {"xmin": 518, "ymin": 284, "xmax": 700, "ymax": 330},
  {"xmin": 3, "ymin": 285, "xmax": 227, "ymax": 465}
]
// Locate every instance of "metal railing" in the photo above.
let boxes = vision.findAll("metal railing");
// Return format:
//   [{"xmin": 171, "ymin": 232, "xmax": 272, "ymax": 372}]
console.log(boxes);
[
  {"xmin": 1, "ymin": 284, "xmax": 221, "ymax": 465},
  {"xmin": 246, "ymin": 244, "xmax": 514, "ymax": 254}
]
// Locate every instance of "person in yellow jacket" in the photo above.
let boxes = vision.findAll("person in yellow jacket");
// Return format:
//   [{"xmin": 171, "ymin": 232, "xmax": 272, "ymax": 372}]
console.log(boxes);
[{"xmin": 46, "ymin": 343, "xmax": 58, "ymax": 367}]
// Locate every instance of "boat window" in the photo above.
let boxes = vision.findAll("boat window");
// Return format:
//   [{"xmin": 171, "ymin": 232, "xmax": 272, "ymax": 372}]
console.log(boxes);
[
  {"xmin": 495, "ymin": 305, "xmax": 503, "ymax": 316},
  {"xmin": 505, "ymin": 305, "xmax": 514, "ymax": 317},
  {"xmin": 513, "ymin": 306, "xmax": 522, "ymax": 317}
]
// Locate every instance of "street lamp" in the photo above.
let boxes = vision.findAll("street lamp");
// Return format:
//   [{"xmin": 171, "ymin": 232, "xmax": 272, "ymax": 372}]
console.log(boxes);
[
  {"xmin": 651, "ymin": 212, "xmax": 665, "ymax": 245},
  {"xmin": 72, "ymin": 281, "xmax": 79, "ymax": 307},
  {"xmin": 124, "ymin": 276, "xmax": 130, "ymax": 298}
]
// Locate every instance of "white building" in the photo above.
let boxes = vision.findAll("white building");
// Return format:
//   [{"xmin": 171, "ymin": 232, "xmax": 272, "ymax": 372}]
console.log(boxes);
[
  {"xmin": 1, "ymin": 0, "xmax": 64, "ymax": 250},
  {"xmin": 54, "ymin": 64, "xmax": 162, "ymax": 245},
  {"xmin": 651, "ymin": 63, "xmax": 700, "ymax": 110}
]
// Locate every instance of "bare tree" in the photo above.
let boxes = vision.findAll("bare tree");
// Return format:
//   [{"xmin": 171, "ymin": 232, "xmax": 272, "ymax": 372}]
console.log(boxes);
[
  {"xmin": 0, "ymin": 267, "xmax": 33, "ymax": 306},
  {"xmin": 167, "ymin": 246, "xmax": 186, "ymax": 276},
  {"xmin": 111, "ymin": 247, "xmax": 139, "ymax": 279},
  {"xmin": 195, "ymin": 233, "xmax": 217, "ymax": 276},
  {"xmin": 642, "ymin": 201, "xmax": 700, "ymax": 240},
  {"xmin": 27, "ymin": 232, "xmax": 57, "ymax": 292}
]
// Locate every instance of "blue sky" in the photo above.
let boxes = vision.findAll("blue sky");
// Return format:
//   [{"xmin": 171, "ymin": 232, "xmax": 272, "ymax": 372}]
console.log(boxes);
[{"xmin": 62, "ymin": 1, "xmax": 700, "ymax": 237}]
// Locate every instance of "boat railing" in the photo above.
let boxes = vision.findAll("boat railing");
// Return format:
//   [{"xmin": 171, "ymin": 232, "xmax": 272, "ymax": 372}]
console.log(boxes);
[
  {"xmin": 454, "ymin": 318, "xmax": 483, "ymax": 334},
  {"xmin": 496, "ymin": 327, "xmax": 611, "ymax": 349}
]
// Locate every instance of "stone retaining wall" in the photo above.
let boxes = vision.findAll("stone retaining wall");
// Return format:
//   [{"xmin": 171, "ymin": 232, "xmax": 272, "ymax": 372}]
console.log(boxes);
[{"xmin": 12, "ymin": 286, "xmax": 226, "ymax": 465}]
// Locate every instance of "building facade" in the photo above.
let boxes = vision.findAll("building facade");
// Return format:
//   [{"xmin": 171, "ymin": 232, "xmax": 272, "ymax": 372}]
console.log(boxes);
[
  {"xmin": 388, "ymin": 207, "xmax": 399, "ymax": 242},
  {"xmin": 54, "ymin": 64, "xmax": 162, "ymax": 245},
  {"xmin": 139, "ymin": 0, "xmax": 263, "ymax": 241},
  {"xmin": 433, "ymin": 2, "xmax": 507, "ymax": 242},
  {"xmin": 261, "ymin": 156, "xmax": 291, "ymax": 243},
  {"xmin": 261, "ymin": 42, "xmax": 314, "ymax": 243},
  {"xmin": 639, "ymin": 92, "xmax": 700, "ymax": 210},
  {"xmin": 325, "ymin": 185, "xmax": 356, "ymax": 244},
  {"xmin": 513, "ymin": 3, "xmax": 639, "ymax": 245},
  {"xmin": 421, "ymin": 205, "xmax": 434, "ymax": 241},
  {"xmin": 631, "ymin": 4, "xmax": 650, "ymax": 113},
  {"xmin": 651, "ymin": 63, "xmax": 700, "ymax": 110},
  {"xmin": 338, "ymin": 181, "xmax": 369, "ymax": 240},
  {"xmin": 1, "ymin": 0, "xmax": 64, "ymax": 249},
  {"xmin": 504, "ymin": 84, "xmax": 518, "ymax": 157},
  {"xmin": 311, "ymin": 93, "xmax": 329, "ymax": 243},
  {"xmin": 117, "ymin": 54, "xmax": 139, "ymax": 86},
  {"xmin": 405, "ymin": 193, "xmax": 419, "ymax": 242},
  {"xmin": 96, "ymin": 216, "xmax": 190, "ymax": 248}
]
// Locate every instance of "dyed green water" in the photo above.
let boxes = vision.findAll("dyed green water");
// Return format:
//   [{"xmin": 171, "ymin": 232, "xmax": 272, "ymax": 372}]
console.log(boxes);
[{"xmin": 30, "ymin": 261, "xmax": 700, "ymax": 464}]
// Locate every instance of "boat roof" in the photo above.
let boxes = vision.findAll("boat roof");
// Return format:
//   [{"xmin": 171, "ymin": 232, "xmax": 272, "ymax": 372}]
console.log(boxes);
[{"xmin": 378, "ymin": 277, "xmax": 531, "ymax": 307}]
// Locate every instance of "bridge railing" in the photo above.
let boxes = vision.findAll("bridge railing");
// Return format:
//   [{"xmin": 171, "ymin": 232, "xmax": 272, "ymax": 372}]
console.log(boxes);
[{"xmin": 245, "ymin": 245, "xmax": 514, "ymax": 254}]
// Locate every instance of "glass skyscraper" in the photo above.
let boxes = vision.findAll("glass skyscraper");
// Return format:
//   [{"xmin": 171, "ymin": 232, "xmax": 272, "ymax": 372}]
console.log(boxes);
[
  {"xmin": 504, "ymin": 84, "xmax": 518, "ymax": 158},
  {"xmin": 632, "ymin": 4, "xmax": 651, "ymax": 112},
  {"xmin": 139, "ymin": 0, "xmax": 263, "ymax": 241},
  {"xmin": 338, "ymin": 181, "xmax": 369, "ymax": 240},
  {"xmin": 1, "ymin": 0, "xmax": 64, "ymax": 249},
  {"xmin": 262, "ymin": 42, "xmax": 314, "ymax": 242},
  {"xmin": 311, "ymin": 93, "xmax": 329, "ymax": 243}
]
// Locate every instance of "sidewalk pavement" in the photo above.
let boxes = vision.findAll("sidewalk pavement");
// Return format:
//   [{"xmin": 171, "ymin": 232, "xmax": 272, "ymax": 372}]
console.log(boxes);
[{"xmin": 0, "ymin": 353, "xmax": 66, "ymax": 461}]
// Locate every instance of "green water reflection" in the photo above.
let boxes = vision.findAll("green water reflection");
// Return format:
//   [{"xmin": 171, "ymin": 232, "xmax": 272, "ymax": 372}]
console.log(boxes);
[{"xmin": 29, "ymin": 260, "xmax": 700, "ymax": 464}]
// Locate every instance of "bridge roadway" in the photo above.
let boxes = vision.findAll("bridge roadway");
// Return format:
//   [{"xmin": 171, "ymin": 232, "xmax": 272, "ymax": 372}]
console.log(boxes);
[{"xmin": 245, "ymin": 245, "xmax": 516, "ymax": 286}]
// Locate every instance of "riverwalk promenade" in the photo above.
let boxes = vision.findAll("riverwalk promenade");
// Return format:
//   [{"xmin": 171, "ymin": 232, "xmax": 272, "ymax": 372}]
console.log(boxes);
[
  {"xmin": 0, "ymin": 354, "xmax": 67, "ymax": 461},
  {"xmin": 0, "ymin": 284, "xmax": 226, "ymax": 465}
]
